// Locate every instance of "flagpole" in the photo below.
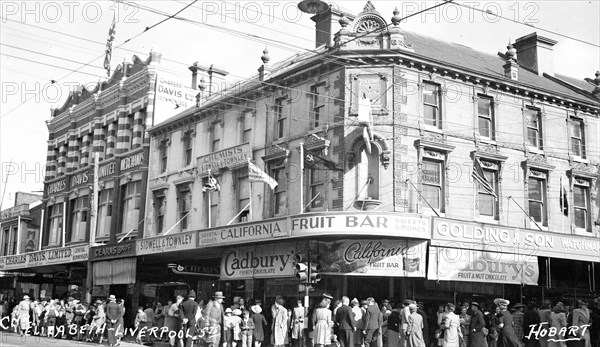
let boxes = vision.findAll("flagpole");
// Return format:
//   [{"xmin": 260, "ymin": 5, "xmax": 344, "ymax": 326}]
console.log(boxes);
[
  {"xmin": 207, "ymin": 170, "xmax": 212, "ymax": 227},
  {"xmin": 561, "ymin": 175, "xmax": 564, "ymax": 233},
  {"xmin": 248, "ymin": 159, "xmax": 253, "ymax": 222},
  {"xmin": 299, "ymin": 143, "xmax": 304, "ymax": 214}
]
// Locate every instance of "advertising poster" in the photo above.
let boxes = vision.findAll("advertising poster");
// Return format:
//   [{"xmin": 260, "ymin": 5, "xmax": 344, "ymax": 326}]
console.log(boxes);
[
  {"xmin": 428, "ymin": 246, "xmax": 539, "ymax": 285},
  {"xmin": 316, "ymin": 239, "xmax": 427, "ymax": 277},
  {"xmin": 220, "ymin": 243, "xmax": 296, "ymax": 280}
]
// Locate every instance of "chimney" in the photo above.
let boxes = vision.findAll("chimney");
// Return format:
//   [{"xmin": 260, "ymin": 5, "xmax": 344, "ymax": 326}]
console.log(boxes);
[
  {"xmin": 512, "ymin": 32, "xmax": 557, "ymax": 76},
  {"xmin": 189, "ymin": 62, "xmax": 199, "ymax": 90},
  {"xmin": 149, "ymin": 45, "xmax": 162, "ymax": 64},
  {"xmin": 298, "ymin": 1, "xmax": 355, "ymax": 48}
]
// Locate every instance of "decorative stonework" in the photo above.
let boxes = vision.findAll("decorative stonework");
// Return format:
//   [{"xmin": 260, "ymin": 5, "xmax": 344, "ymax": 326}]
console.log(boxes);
[{"xmin": 263, "ymin": 144, "xmax": 290, "ymax": 163}]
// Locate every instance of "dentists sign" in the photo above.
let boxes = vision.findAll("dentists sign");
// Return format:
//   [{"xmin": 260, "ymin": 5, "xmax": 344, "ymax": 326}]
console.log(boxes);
[
  {"xmin": 220, "ymin": 243, "xmax": 296, "ymax": 280},
  {"xmin": 428, "ymin": 246, "xmax": 539, "ymax": 285}
]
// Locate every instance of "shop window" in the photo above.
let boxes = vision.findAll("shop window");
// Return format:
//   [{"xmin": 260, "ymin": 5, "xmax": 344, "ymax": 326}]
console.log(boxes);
[
  {"xmin": 271, "ymin": 161, "xmax": 287, "ymax": 216},
  {"xmin": 70, "ymin": 196, "xmax": 89, "ymax": 242},
  {"xmin": 182, "ymin": 131, "xmax": 193, "ymax": 167},
  {"xmin": 121, "ymin": 181, "xmax": 141, "ymax": 234},
  {"xmin": 159, "ymin": 139, "xmax": 169, "ymax": 173},
  {"xmin": 236, "ymin": 171, "xmax": 250, "ymax": 223},
  {"xmin": 275, "ymin": 98, "xmax": 286, "ymax": 139},
  {"xmin": 422, "ymin": 82, "xmax": 441, "ymax": 128},
  {"xmin": 96, "ymin": 189, "xmax": 113, "ymax": 239},
  {"xmin": 178, "ymin": 187, "xmax": 192, "ymax": 231},
  {"xmin": 421, "ymin": 158, "xmax": 444, "ymax": 212},
  {"xmin": 525, "ymin": 108, "xmax": 543, "ymax": 150},
  {"xmin": 240, "ymin": 111, "xmax": 253, "ymax": 144},
  {"xmin": 528, "ymin": 174, "xmax": 547, "ymax": 226},
  {"xmin": 48, "ymin": 203, "xmax": 63, "ymax": 247},
  {"xmin": 310, "ymin": 83, "xmax": 326, "ymax": 129},
  {"xmin": 573, "ymin": 178, "xmax": 591, "ymax": 231},
  {"xmin": 569, "ymin": 117, "xmax": 586, "ymax": 158},
  {"xmin": 477, "ymin": 96, "xmax": 495, "ymax": 139},
  {"xmin": 153, "ymin": 191, "xmax": 166, "ymax": 234}
]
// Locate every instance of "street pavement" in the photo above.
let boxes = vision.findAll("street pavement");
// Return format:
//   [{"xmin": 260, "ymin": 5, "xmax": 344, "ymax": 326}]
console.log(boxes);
[{"xmin": 0, "ymin": 331, "xmax": 146, "ymax": 347}]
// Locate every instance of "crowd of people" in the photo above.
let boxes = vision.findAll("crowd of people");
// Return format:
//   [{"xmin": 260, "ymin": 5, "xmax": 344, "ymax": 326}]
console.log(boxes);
[{"xmin": 2, "ymin": 292, "xmax": 600, "ymax": 347}]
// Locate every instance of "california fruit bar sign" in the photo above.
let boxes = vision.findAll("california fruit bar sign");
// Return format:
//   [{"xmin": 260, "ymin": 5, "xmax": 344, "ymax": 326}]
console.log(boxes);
[{"xmin": 220, "ymin": 243, "xmax": 296, "ymax": 280}]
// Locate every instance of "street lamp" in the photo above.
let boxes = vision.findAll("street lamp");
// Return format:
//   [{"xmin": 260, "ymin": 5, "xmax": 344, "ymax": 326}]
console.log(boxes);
[{"xmin": 297, "ymin": 0, "xmax": 329, "ymax": 14}]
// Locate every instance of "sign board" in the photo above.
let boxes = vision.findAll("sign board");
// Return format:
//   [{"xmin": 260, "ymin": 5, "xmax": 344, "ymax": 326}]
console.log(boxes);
[
  {"xmin": 46, "ymin": 178, "xmax": 67, "ymax": 195},
  {"xmin": 199, "ymin": 217, "xmax": 288, "ymax": 247},
  {"xmin": 197, "ymin": 143, "xmax": 252, "ymax": 175},
  {"xmin": 428, "ymin": 246, "xmax": 539, "ymax": 285},
  {"xmin": 153, "ymin": 71, "xmax": 197, "ymax": 126},
  {"xmin": 220, "ymin": 243, "xmax": 296, "ymax": 280},
  {"xmin": 1, "ymin": 245, "xmax": 89, "ymax": 270},
  {"xmin": 70, "ymin": 169, "xmax": 91, "ymax": 189},
  {"xmin": 138, "ymin": 232, "xmax": 197, "ymax": 255},
  {"xmin": 290, "ymin": 213, "xmax": 430, "ymax": 239},
  {"xmin": 120, "ymin": 151, "xmax": 145, "ymax": 172},
  {"xmin": 432, "ymin": 218, "xmax": 600, "ymax": 263},
  {"xmin": 98, "ymin": 161, "xmax": 117, "ymax": 179},
  {"xmin": 317, "ymin": 239, "xmax": 427, "ymax": 277},
  {"xmin": 90, "ymin": 240, "xmax": 136, "ymax": 261}
]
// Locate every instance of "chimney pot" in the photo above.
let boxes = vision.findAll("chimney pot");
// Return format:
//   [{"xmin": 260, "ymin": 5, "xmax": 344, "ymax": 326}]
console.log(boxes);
[{"xmin": 512, "ymin": 32, "xmax": 557, "ymax": 76}]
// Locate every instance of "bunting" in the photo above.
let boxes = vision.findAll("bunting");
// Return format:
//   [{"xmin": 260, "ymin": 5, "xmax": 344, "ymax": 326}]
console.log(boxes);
[
  {"xmin": 202, "ymin": 174, "xmax": 220, "ymax": 192},
  {"xmin": 103, "ymin": 14, "xmax": 116, "ymax": 77},
  {"xmin": 304, "ymin": 149, "xmax": 343, "ymax": 171}
]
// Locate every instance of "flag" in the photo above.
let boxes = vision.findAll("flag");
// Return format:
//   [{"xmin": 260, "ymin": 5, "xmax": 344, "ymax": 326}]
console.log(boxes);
[
  {"xmin": 103, "ymin": 14, "xmax": 116, "ymax": 77},
  {"xmin": 202, "ymin": 174, "xmax": 220, "ymax": 192},
  {"xmin": 357, "ymin": 93, "xmax": 373, "ymax": 154},
  {"xmin": 248, "ymin": 162, "xmax": 278, "ymax": 190},
  {"xmin": 304, "ymin": 149, "xmax": 343, "ymax": 171},
  {"xmin": 560, "ymin": 175, "xmax": 569, "ymax": 216},
  {"xmin": 472, "ymin": 158, "xmax": 497, "ymax": 198}
]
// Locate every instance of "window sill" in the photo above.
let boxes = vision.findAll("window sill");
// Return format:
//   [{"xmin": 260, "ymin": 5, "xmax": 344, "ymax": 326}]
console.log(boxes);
[
  {"xmin": 528, "ymin": 147, "xmax": 544, "ymax": 155},
  {"xmin": 420, "ymin": 124, "xmax": 443, "ymax": 133},
  {"xmin": 528, "ymin": 222, "xmax": 548, "ymax": 231},
  {"xmin": 274, "ymin": 138, "xmax": 287, "ymax": 146},
  {"xmin": 423, "ymin": 209, "xmax": 444, "ymax": 218},
  {"xmin": 571, "ymin": 156, "xmax": 589, "ymax": 164},
  {"xmin": 478, "ymin": 137, "xmax": 496, "ymax": 145},
  {"xmin": 573, "ymin": 227, "xmax": 594, "ymax": 236},
  {"xmin": 476, "ymin": 215, "xmax": 499, "ymax": 224},
  {"xmin": 66, "ymin": 240, "xmax": 87, "ymax": 246}
]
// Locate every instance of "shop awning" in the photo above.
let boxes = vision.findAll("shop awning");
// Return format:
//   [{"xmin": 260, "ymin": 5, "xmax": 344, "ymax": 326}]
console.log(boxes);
[{"xmin": 427, "ymin": 246, "xmax": 539, "ymax": 285}]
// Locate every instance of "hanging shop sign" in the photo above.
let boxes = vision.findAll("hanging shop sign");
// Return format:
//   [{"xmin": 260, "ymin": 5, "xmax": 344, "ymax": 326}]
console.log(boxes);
[
  {"xmin": 290, "ymin": 213, "xmax": 430, "ymax": 239},
  {"xmin": 197, "ymin": 143, "xmax": 252, "ymax": 175},
  {"xmin": 428, "ymin": 246, "xmax": 539, "ymax": 285},
  {"xmin": 1, "ymin": 245, "xmax": 90, "ymax": 270},
  {"xmin": 317, "ymin": 239, "xmax": 427, "ymax": 277},
  {"xmin": 220, "ymin": 243, "xmax": 296, "ymax": 280},
  {"xmin": 167, "ymin": 263, "xmax": 220, "ymax": 277},
  {"xmin": 199, "ymin": 217, "xmax": 288, "ymax": 247},
  {"xmin": 431, "ymin": 218, "xmax": 600, "ymax": 263},
  {"xmin": 90, "ymin": 240, "xmax": 136, "ymax": 261},
  {"xmin": 138, "ymin": 231, "xmax": 197, "ymax": 255}
]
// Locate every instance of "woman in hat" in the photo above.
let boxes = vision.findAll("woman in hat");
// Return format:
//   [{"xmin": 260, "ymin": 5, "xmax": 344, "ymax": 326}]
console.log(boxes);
[
  {"xmin": 441, "ymin": 303, "xmax": 462, "ymax": 347},
  {"xmin": 548, "ymin": 302, "xmax": 567, "ymax": 347},
  {"xmin": 571, "ymin": 300, "xmax": 591, "ymax": 347},
  {"xmin": 312, "ymin": 297, "xmax": 333, "ymax": 347},
  {"xmin": 250, "ymin": 304, "xmax": 267, "ymax": 347},
  {"xmin": 494, "ymin": 299, "xmax": 520, "ymax": 347},
  {"xmin": 165, "ymin": 295, "xmax": 183, "ymax": 347}
]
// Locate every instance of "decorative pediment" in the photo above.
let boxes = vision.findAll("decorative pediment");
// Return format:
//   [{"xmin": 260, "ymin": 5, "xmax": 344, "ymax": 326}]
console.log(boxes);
[
  {"xmin": 415, "ymin": 131, "xmax": 455, "ymax": 153},
  {"xmin": 471, "ymin": 149, "xmax": 508, "ymax": 163},
  {"xmin": 304, "ymin": 133, "xmax": 331, "ymax": 154},
  {"xmin": 262, "ymin": 144, "xmax": 290, "ymax": 163},
  {"xmin": 569, "ymin": 162, "xmax": 598, "ymax": 179},
  {"xmin": 524, "ymin": 153, "xmax": 555, "ymax": 171},
  {"xmin": 150, "ymin": 182, "xmax": 170, "ymax": 193},
  {"xmin": 352, "ymin": 2, "xmax": 387, "ymax": 34}
]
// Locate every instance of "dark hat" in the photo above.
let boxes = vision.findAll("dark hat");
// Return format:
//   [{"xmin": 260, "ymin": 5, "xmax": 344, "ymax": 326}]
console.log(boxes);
[
  {"xmin": 403, "ymin": 299, "xmax": 412, "ymax": 306},
  {"xmin": 189, "ymin": 290, "xmax": 196, "ymax": 298},
  {"xmin": 513, "ymin": 303, "xmax": 526, "ymax": 309},
  {"xmin": 360, "ymin": 300, "xmax": 367, "ymax": 306},
  {"xmin": 471, "ymin": 302, "xmax": 481, "ymax": 308}
]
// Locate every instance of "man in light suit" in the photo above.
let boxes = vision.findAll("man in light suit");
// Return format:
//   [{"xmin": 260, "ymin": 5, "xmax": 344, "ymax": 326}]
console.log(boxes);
[
  {"xmin": 406, "ymin": 304, "xmax": 425, "ymax": 347},
  {"xmin": 363, "ymin": 297, "xmax": 382, "ymax": 347},
  {"xmin": 572, "ymin": 300, "xmax": 591, "ymax": 347},
  {"xmin": 335, "ymin": 296, "xmax": 356, "ymax": 347},
  {"xmin": 181, "ymin": 290, "xmax": 199, "ymax": 347}
]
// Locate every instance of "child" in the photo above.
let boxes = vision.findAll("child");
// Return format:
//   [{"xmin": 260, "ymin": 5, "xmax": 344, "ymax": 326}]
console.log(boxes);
[
  {"xmin": 241, "ymin": 310, "xmax": 255, "ymax": 347},
  {"xmin": 232, "ymin": 309, "xmax": 243, "ymax": 347},
  {"xmin": 135, "ymin": 306, "xmax": 147, "ymax": 344}
]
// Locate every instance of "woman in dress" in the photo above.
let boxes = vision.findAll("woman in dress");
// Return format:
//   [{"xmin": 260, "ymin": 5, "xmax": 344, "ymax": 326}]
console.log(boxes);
[
  {"xmin": 312, "ymin": 298, "xmax": 333, "ymax": 347},
  {"xmin": 494, "ymin": 298, "xmax": 520, "ymax": 347},
  {"xmin": 290, "ymin": 300, "xmax": 305, "ymax": 347},
  {"xmin": 548, "ymin": 302, "xmax": 567, "ymax": 347},
  {"xmin": 459, "ymin": 306, "xmax": 471, "ymax": 347},
  {"xmin": 250, "ymin": 305, "xmax": 268, "ymax": 347},
  {"xmin": 154, "ymin": 302, "xmax": 165, "ymax": 334},
  {"xmin": 442, "ymin": 303, "xmax": 462, "ymax": 347},
  {"xmin": 165, "ymin": 296, "xmax": 183, "ymax": 347}
]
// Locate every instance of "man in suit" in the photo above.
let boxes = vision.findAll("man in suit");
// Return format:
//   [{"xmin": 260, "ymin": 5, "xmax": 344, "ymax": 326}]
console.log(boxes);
[
  {"xmin": 105, "ymin": 295, "xmax": 122, "ymax": 347},
  {"xmin": 406, "ymin": 304, "xmax": 425, "ymax": 347},
  {"xmin": 335, "ymin": 296, "xmax": 356, "ymax": 347},
  {"xmin": 363, "ymin": 297, "xmax": 382, "ymax": 347},
  {"xmin": 202, "ymin": 291, "xmax": 225, "ymax": 347},
  {"xmin": 181, "ymin": 290, "xmax": 199, "ymax": 347},
  {"xmin": 467, "ymin": 302, "xmax": 486, "ymax": 347},
  {"xmin": 572, "ymin": 300, "xmax": 591, "ymax": 347}
]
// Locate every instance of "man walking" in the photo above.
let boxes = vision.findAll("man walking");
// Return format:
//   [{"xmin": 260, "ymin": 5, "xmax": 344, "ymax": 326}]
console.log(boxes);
[
  {"xmin": 202, "ymin": 291, "xmax": 225, "ymax": 347},
  {"xmin": 335, "ymin": 296, "xmax": 356, "ymax": 347},
  {"xmin": 181, "ymin": 290, "xmax": 199, "ymax": 347},
  {"xmin": 363, "ymin": 297, "xmax": 382, "ymax": 347},
  {"xmin": 468, "ymin": 302, "xmax": 486, "ymax": 347},
  {"xmin": 105, "ymin": 295, "xmax": 122, "ymax": 347},
  {"xmin": 406, "ymin": 303, "xmax": 425, "ymax": 347},
  {"xmin": 17, "ymin": 295, "xmax": 31, "ymax": 336}
]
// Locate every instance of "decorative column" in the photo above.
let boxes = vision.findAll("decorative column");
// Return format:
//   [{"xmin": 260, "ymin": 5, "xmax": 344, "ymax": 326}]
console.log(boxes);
[
  {"xmin": 92, "ymin": 120, "xmax": 106, "ymax": 161},
  {"xmin": 66, "ymin": 128, "xmax": 79, "ymax": 173},
  {"xmin": 80, "ymin": 134, "xmax": 91, "ymax": 166},
  {"xmin": 57, "ymin": 144, "xmax": 67, "ymax": 175},
  {"xmin": 45, "ymin": 141, "xmax": 58, "ymax": 180},
  {"xmin": 105, "ymin": 122, "xmax": 117, "ymax": 158},
  {"xmin": 116, "ymin": 111, "xmax": 132, "ymax": 155},
  {"xmin": 131, "ymin": 110, "xmax": 145, "ymax": 149}
]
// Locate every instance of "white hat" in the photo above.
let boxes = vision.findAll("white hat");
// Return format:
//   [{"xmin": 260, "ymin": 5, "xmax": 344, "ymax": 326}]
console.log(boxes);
[{"xmin": 251, "ymin": 305, "xmax": 262, "ymax": 314}]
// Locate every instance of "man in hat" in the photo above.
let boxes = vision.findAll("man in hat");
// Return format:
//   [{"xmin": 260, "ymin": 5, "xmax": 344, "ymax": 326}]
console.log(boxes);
[
  {"xmin": 105, "ymin": 295, "xmax": 122, "ymax": 347},
  {"xmin": 181, "ymin": 290, "xmax": 199, "ymax": 347},
  {"xmin": 335, "ymin": 296, "xmax": 356, "ymax": 347},
  {"xmin": 468, "ymin": 302, "xmax": 486, "ymax": 347},
  {"xmin": 17, "ymin": 295, "xmax": 31, "ymax": 336},
  {"xmin": 512, "ymin": 303, "xmax": 526, "ymax": 343},
  {"xmin": 363, "ymin": 297, "xmax": 382, "ymax": 347},
  {"xmin": 406, "ymin": 303, "xmax": 425, "ymax": 347},
  {"xmin": 494, "ymin": 298, "xmax": 520, "ymax": 347},
  {"xmin": 202, "ymin": 291, "xmax": 225, "ymax": 347},
  {"xmin": 572, "ymin": 300, "xmax": 591, "ymax": 347},
  {"xmin": 416, "ymin": 302, "xmax": 429, "ymax": 346}
]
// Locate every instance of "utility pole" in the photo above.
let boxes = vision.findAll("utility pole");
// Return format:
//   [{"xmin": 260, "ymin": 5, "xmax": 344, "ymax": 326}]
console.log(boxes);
[{"xmin": 85, "ymin": 152, "xmax": 100, "ymax": 304}]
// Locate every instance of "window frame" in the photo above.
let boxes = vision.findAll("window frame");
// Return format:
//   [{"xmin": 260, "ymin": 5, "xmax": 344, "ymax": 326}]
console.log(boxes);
[
  {"xmin": 159, "ymin": 139, "xmax": 169, "ymax": 173},
  {"xmin": 477, "ymin": 95, "xmax": 495, "ymax": 139},
  {"xmin": 525, "ymin": 108, "xmax": 543, "ymax": 150},
  {"xmin": 177, "ymin": 186, "xmax": 192, "ymax": 231},
  {"xmin": 235, "ymin": 170, "xmax": 250, "ymax": 223},
  {"xmin": 96, "ymin": 188, "xmax": 113, "ymax": 239},
  {"xmin": 48, "ymin": 203, "xmax": 64, "ymax": 247},
  {"xmin": 422, "ymin": 82, "xmax": 442, "ymax": 128},
  {"xmin": 153, "ymin": 190, "xmax": 167, "ymax": 235},
  {"xmin": 421, "ymin": 157, "xmax": 445, "ymax": 212},
  {"xmin": 275, "ymin": 98, "xmax": 286, "ymax": 139},
  {"xmin": 241, "ymin": 111, "xmax": 253, "ymax": 144},
  {"xmin": 182, "ymin": 131, "xmax": 193, "ymax": 167},
  {"xmin": 310, "ymin": 83, "xmax": 326, "ymax": 129},
  {"xmin": 528, "ymin": 175, "xmax": 547, "ymax": 226},
  {"xmin": 121, "ymin": 181, "xmax": 141, "ymax": 234},
  {"xmin": 476, "ymin": 163, "xmax": 499, "ymax": 220},
  {"xmin": 2, "ymin": 228, "xmax": 10, "ymax": 256},
  {"xmin": 270, "ymin": 159, "xmax": 287, "ymax": 216},
  {"xmin": 211, "ymin": 122, "xmax": 221, "ymax": 152},
  {"xmin": 569, "ymin": 117, "xmax": 586, "ymax": 159},
  {"xmin": 70, "ymin": 196, "xmax": 89, "ymax": 242},
  {"xmin": 573, "ymin": 178, "xmax": 591, "ymax": 231}
]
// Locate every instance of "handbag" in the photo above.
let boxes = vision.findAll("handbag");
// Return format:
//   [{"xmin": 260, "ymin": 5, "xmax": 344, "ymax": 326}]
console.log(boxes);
[
  {"xmin": 482, "ymin": 327, "xmax": 489, "ymax": 336},
  {"xmin": 435, "ymin": 329, "xmax": 445, "ymax": 339}
]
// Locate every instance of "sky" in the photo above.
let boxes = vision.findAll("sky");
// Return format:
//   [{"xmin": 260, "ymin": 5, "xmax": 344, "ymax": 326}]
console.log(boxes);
[{"xmin": 0, "ymin": 0, "xmax": 599, "ymax": 209}]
